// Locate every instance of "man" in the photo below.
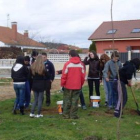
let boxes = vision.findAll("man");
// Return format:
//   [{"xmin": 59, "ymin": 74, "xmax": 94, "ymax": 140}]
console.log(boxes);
[
  {"xmin": 42, "ymin": 52, "xmax": 55, "ymax": 106},
  {"xmin": 30, "ymin": 50, "xmax": 38, "ymax": 64},
  {"xmin": 61, "ymin": 50, "xmax": 86, "ymax": 119},
  {"xmin": 114, "ymin": 58, "xmax": 140, "ymax": 118},
  {"xmin": 103, "ymin": 51, "xmax": 122, "ymax": 109}
]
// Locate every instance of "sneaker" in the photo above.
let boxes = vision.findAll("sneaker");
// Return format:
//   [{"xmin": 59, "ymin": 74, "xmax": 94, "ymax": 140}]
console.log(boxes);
[
  {"xmin": 35, "ymin": 114, "xmax": 43, "ymax": 118},
  {"xmin": 82, "ymin": 105, "xmax": 87, "ymax": 110},
  {"xmin": 78, "ymin": 104, "xmax": 81, "ymax": 107},
  {"xmin": 30, "ymin": 113, "xmax": 35, "ymax": 118}
]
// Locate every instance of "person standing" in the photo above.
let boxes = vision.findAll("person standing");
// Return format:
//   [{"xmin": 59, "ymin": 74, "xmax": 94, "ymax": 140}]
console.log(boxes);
[
  {"xmin": 30, "ymin": 55, "xmax": 49, "ymax": 118},
  {"xmin": 100, "ymin": 54, "xmax": 110, "ymax": 106},
  {"xmin": 24, "ymin": 56, "xmax": 31, "ymax": 108},
  {"xmin": 42, "ymin": 52, "xmax": 55, "ymax": 106},
  {"xmin": 103, "ymin": 51, "xmax": 122, "ymax": 109},
  {"xmin": 61, "ymin": 50, "xmax": 86, "ymax": 119},
  {"xmin": 114, "ymin": 58, "xmax": 140, "ymax": 118},
  {"xmin": 11, "ymin": 56, "xmax": 28, "ymax": 115},
  {"xmin": 83, "ymin": 51, "xmax": 103, "ymax": 101},
  {"xmin": 56, "ymin": 70, "xmax": 87, "ymax": 110},
  {"xmin": 30, "ymin": 50, "xmax": 38, "ymax": 64}
]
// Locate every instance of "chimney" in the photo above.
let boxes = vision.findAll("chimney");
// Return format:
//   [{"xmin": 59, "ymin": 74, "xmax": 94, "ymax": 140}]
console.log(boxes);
[
  {"xmin": 24, "ymin": 30, "xmax": 28, "ymax": 38},
  {"xmin": 11, "ymin": 22, "xmax": 17, "ymax": 41}
]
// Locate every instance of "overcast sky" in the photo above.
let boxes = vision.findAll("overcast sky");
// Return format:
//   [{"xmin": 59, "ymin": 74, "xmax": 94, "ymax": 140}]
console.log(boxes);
[{"xmin": 0, "ymin": 0, "xmax": 140, "ymax": 48}]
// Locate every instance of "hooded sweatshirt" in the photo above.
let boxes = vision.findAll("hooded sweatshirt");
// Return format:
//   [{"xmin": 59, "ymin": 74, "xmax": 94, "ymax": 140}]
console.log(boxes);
[
  {"xmin": 61, "ymin": 57, "xmax": 86, "ymax": 90},
  {"xmin": 11, "ymin": 56, "xmax": 28, "ymax": 83}
]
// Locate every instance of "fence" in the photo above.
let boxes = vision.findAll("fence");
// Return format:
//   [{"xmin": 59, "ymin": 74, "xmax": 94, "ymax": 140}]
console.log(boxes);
[
  {"xmin": 1, "ymin": 52, "xmax": 139, "ymax": 67},
  {"xmin": 0, "ymin": 54, "xmax": 87, "ymax": 67},
  {"xmin": 119, "ymin": 52, "xmax": 140, "ymax": 63}
]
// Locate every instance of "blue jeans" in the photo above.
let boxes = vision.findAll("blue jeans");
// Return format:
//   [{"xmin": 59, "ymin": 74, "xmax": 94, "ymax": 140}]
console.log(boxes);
[
  {"xmin": 31, "ymin": 91, "xmax": 44, "ymax": 114},
  {"xmin": 108, "ymin": 80, "xmax": 118, "ymax": 108},
  {"xmin": 79, "ymin": 90, "xmax": 86, "ymax": 106},
  {"xmin": 14, "ymin": 84, "xmax": 25, "ymax": 107},
  {"xmin": 24, "ymin": 81, "xmax": 31, "ymax": 108}
]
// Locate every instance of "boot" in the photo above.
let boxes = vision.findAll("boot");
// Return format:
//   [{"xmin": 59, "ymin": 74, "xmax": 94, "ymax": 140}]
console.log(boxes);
[
  {"xmin": 12, "ymin": 102, "xmax": 17, "ymax": 114},
  {"xmin": 20, "ymin": 106, "xmax": 25, "ymax": 115}
]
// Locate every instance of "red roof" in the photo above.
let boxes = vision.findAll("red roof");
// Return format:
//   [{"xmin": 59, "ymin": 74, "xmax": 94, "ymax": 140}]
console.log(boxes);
[
  {"xmin": 89, "ymin": 19, "xmax": 140, "ymax": 41},
  {"xmin": 0, "ymin": 25, "xmax": 46, "ymax": 48}
]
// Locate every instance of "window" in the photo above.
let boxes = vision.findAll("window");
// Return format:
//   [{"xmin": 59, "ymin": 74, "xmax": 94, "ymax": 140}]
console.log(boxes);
[
  {"xmin": 132, "ymin": 28, "xmax": 140, "ymax": 33},
  {"xmin": 107, "ymin": 29, "xmax": 117, "ymax": 34}
]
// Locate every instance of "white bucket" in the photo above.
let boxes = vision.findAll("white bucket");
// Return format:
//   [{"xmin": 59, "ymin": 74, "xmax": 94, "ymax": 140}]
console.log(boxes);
[
  {"xmin": 56, "ymin": 100, "xmax": 63, "ymax": 114},
  {"xmin": 90, "ymin": 96, "xmax": 100, "ymax": 107}
]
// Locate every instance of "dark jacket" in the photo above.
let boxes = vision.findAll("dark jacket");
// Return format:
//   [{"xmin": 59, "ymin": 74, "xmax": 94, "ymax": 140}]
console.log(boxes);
[
  {"xmin": 31, "ymin": 71, "xmax": 49, "ymax": 92},
  {"xmin": 44, "ymin": 60, "xmax": 55, "ymax": 81},
  {"xmin": 84, "ymin": 57, "xmax": 102, "ymax": 79},
  {"xmin": 119, "ymin": 61, "xmax": 136, "ymax": 84},
  {"xmin": 11, "ymin": 63, "xmax": 28, "ymax": 82}
]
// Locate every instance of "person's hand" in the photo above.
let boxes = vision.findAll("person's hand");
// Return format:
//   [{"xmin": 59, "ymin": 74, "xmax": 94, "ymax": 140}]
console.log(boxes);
[
  {"xmin": 106, "ymin": 78, "xmax": 109, "ymax": 82},
  {"xmin": 127, "ymin": 80, "xmax": 132, "ymax": 87},
  {"xmin": 56, "ymin": 71, "xmax": 58, "ymax": 75},
  {"xmin": 127, "ymin": 83, "xmax": 131, "ymax": 87},
  {"xmin": 100, "ymin": 80, "xmax": 102, "ymax": 83}
]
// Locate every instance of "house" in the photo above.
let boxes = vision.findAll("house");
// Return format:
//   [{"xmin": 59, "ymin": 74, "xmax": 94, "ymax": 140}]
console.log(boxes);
[
  {"xmin": 0, "ymin": 22, "xmax": 46, "ymax": 51},
  {"xmin": 88, "ymin": 20, "xmax": 140, "ymax": 55}
]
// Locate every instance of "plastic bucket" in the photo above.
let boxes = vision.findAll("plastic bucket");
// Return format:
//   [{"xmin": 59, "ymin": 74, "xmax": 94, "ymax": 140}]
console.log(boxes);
[
  {"xmin": 56, "ymin": 100, "xmax": 63, "ymax": 114},
  {"xmin": 90, "ymin": 96, "xmax": 100, "ymax": 107}
]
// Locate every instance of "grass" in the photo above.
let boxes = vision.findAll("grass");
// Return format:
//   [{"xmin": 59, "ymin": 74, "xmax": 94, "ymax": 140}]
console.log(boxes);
[
  {"xmin": 0, "ymin": 86, "xmax": 140, "ymax": 140},
  {"xmin": 0, "ymin": 78, "xmax": 12, "ymax": 86}
]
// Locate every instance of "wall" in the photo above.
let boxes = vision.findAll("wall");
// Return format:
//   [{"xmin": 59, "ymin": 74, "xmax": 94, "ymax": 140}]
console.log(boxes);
[{"xmin": 96, "ymin": 40, "xmax": 140, "ymax": 53}]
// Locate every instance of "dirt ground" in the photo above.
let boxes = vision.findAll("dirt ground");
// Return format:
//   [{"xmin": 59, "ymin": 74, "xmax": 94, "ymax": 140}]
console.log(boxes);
[
  {"xmin": 0, "ymin": 80, "xmax": 88, "ymax": 101},
  {"xmin": 0, "ymin": 80, "xmax": 62, "ymax": 101}
]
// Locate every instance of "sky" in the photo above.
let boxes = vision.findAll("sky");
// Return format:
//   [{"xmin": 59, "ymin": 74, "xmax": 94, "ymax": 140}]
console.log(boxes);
[{"xmin": 0, "ymin": 0, "xmax": 140, "ymax": 48}]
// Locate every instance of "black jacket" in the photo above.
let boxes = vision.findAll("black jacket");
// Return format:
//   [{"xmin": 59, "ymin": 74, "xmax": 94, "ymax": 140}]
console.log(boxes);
[
  {"xmin": 119, "ymin": 61, "xmax": 136, "ymax": 84},
  {"xmin": 84, "ymin": 57, "xmax": 102, "ymax": 79},
  {"xmin": 31, "ymin": 71, "xmax": 49, "ymax": 92},
  {"xmin": 11, "ymin": 63, "xmax": 28, "ymax": 82}
]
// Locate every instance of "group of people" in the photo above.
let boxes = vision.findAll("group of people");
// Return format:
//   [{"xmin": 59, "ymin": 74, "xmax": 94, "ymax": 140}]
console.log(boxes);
[
  {"xmin": 11, "ymin": 49, "xmax": 140, "ymax": 119},
  {"xmin": 11, "ymin": 51, "xmax": 55, "ymax": 118},
  {"xmin": 60, "ymin": 50, "xmax": 140, "ymax": 119}
]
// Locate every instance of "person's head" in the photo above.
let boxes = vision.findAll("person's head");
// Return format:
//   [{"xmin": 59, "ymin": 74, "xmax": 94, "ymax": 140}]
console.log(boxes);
[
  {"xmin": 100, "ymin": 54, "xmax": 110, "ymax": 63},
  {"xmin": 42, "ymin": 52, "xmax": 47, "ymax": 61},
  {"xmin": 130, "ymin": 58, "xmax": 140, "ymax": 70},
  {"xmin": 24, "ymin": 56, "xmax": 30, "ymax": 65},
  {"xmin": 31, "ymin": 54, "xmax": 45, "ymax": 75},
  {"xmin": 111, "ymin": 51, "xmax": 119, "ymax": 62},
  {"xmin": 16, "ymin": 56, "xmax": 24, "ymax": 65},
  {"xmin": 69, "ymin": 50, "xmax": 78, "ymax": 58},
  {"xmin": 31, "ymin": 50, "xmax": 38, "ymax": 58},
  {"xmin": 89, "ymin": 50, "xmax": 99, "ymax": 60}
]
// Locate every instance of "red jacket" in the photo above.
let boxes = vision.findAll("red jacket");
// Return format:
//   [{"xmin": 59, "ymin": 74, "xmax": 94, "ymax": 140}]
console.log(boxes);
[{"xmin": 61, "ymin": 57, "xmax": 86, "ymax": 90}]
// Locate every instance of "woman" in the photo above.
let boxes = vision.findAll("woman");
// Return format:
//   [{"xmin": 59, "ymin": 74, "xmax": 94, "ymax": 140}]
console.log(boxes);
[
  {"xmin": 11, "ymin": 56, "xmax": 28, "ymax": 115},
  {"xmin": 29, "ymin": 55, "xmax": 49, "ymax": 118},
  {"xmin": 84, "ymin": 51, "xmax": 103, "ymax": 102},
  {"xmin": 100, "ymin": 54, "xmax": 110, "ymax": 106}
]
